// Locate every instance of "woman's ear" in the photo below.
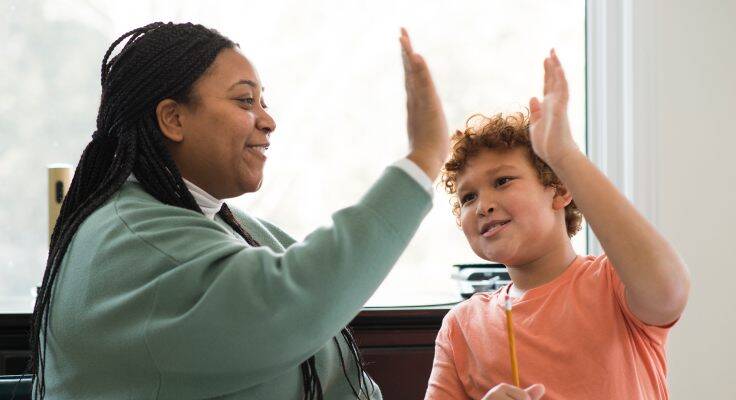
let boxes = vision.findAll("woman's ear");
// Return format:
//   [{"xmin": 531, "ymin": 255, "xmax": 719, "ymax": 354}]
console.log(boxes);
[
  {"xmin": 156, "ymin": 99, "xmax": 185, "ymax": 142},
  {"xmin": 552, "ymin": 184, "xmax": 573, "ymax": 210}
]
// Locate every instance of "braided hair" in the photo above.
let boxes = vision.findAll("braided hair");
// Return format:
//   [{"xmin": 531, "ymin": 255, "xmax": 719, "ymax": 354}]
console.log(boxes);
[{"xmin": 30, "ymin": 22, "xmax": 374, "ymax": 399}]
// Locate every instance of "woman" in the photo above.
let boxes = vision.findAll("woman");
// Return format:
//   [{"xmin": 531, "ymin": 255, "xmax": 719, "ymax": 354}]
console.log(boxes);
[{"xmin": 31, "ymin": 22, "xmax": 448, "ymax": 399}]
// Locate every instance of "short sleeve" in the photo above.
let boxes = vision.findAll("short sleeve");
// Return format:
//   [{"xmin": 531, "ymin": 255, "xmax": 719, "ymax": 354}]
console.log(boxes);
[
  {"xmin": 602, "ymin": 255, "xmax": 676, "ymax": 346},
  {"xmin": 425, "ymin": 312, "xmax": 470, "ymax": 400}
]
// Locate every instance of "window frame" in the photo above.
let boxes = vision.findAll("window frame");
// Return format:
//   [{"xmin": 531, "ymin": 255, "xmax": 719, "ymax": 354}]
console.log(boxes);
[{"xmin": 586, "ymin": 0, "xmax": 660, "ymax": 255}]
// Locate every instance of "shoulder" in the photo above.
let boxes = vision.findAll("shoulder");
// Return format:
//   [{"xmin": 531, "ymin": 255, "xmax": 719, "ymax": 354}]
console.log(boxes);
[
  {"xmin": 98, "ymin": 182, "xmax": 241, "ymax": 262},
  {"xmin": 567, "ymin": 254, "xmax": 612, "ymax": 281},
  {"xmin": 444, "ymin": 289, "xmax": 503, "ymax": 327},
  {"xmin": 113, "ymin": 182, "xmax": 209, "ymax": 224},
  {"xmin": 256, "ymin": 218, "xmax": 297, "ymax": 247},
  {"xmin": 226, "ymin": 206, "xmax": 297, "ymax": 248}
]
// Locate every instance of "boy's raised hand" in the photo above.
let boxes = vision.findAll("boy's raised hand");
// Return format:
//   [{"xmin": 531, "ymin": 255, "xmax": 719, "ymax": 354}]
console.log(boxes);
[
  {"xmin": 400, "ymin": 28, "xmax": 449, "ymax": 181},
  {"xmin": 482, "ymin": 383, "xmax": 545, "ymax": 400},
  {"xmin": 528, "ymin": 50, "xmax": 580, "ymax": 168}
]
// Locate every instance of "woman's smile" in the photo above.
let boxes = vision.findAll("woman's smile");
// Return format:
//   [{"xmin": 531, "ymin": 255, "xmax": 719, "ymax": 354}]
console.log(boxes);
[{"xmin": 245, "ymin": 143, "xmax": 269, "ymax": 161}]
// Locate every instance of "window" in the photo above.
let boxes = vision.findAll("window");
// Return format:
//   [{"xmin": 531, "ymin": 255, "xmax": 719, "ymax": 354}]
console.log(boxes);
[{"xmin": 0, "ymin": 0, "xmax": 586, "ymax": 312}]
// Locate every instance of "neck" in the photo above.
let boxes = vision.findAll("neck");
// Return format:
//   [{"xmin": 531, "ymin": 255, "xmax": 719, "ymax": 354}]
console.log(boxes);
[
  {"xmin": 166, "ymin": 141, "xmax": 229, "ymax": 200},
  {"xmin": 506, "ymin": 237, "xmax": 577, "ymax": 293}
]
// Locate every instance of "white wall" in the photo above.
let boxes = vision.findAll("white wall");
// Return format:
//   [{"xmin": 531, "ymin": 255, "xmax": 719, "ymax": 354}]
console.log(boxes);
[{"xmin": 637, "ymin": 0, "xmax": 736, "ymax": 398}]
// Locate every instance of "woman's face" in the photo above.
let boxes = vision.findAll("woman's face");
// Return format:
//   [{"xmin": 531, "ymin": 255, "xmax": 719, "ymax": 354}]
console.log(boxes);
[{"xmin": 168, "ymin": 48, "xmax": 275, "ymax": 199}]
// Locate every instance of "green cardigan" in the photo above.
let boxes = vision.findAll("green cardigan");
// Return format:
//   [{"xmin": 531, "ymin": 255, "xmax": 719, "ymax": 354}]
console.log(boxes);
[{"xmin": 42, "ymin": 166, "xmax": 432, "ymax": 399}]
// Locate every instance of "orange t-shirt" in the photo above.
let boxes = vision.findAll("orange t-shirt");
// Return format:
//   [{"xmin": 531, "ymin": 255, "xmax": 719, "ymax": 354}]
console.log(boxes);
[{"xmin": 426, "ymin": 254, "xmax": 674, "ymax": 400}]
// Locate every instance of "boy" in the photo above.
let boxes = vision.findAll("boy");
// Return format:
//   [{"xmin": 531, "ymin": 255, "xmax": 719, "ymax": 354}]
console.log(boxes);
[{"xmin": 425, "ymin": 51, "xmax": 690, "ymax": 400}]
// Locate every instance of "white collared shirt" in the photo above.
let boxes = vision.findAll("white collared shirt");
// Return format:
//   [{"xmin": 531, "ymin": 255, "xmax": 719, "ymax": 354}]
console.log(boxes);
[{"xmin": 126, "ymin": 174, "xmax": 224, "ymax": 220}]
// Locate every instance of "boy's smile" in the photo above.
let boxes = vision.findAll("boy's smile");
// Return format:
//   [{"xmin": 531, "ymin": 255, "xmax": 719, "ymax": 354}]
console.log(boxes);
[
  {"xmin": 480, "ymin": 219, "xmax": 511, "ymax": 238},
  {"xmin": 456, "ymin": 147, "xmax": 570, "ymax": 266}
]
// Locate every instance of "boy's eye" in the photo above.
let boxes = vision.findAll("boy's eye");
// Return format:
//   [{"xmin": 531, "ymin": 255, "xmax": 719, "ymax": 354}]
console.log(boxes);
[
  {"xmin": 496, "ymin": 177, "xmax": 514, "ymax": 187},
  {"xmin": 460, "ymin": 193, "xmax": 476, "ymax": 205}
]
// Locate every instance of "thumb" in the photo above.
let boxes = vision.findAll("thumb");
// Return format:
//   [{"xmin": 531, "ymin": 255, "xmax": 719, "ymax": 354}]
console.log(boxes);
[
  {"xmin": 525, "ymin": 384, "xmax": 545, "ymax": 400},
  {"xmin": 529, "ymin": 97, "xmax": 542, "ymax": 125}
]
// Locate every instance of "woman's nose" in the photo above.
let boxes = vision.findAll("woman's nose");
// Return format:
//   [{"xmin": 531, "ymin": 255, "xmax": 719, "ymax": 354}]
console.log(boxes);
[{"xmin": 257, "ymin": 109, "xmax": 276, "ymax": 134}]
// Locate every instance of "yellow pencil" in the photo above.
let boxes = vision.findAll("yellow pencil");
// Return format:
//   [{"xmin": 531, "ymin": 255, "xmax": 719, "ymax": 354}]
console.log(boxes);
[{"xmin": 505, "ymin": 294, "xmax": 520, "ymax": 387}]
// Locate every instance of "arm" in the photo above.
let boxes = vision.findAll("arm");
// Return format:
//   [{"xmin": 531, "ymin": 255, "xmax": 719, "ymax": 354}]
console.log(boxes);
[
  {"xmin": 137, "ymin": 29, "xmax": 449, "ymax": 392},
  {"xmin": 528, "ymin": 50, "xmax": 690, "ymax": 326},
  {"xmin": 123, "ymin": 167, "xmax": 431, "ymax": 389},
  {"xmin": 425, "ymin": 315, "xmax": 469, "ymax": 400}
]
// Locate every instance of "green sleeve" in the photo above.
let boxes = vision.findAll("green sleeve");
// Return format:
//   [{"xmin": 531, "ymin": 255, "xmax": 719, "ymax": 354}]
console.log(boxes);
[
  {"xmin": 115, "ymin": 166, "xmax": 431, "ymax": 391},
  {"xmin": 255, "ymin": 218, "xmax": 298, "ymax": 248}
]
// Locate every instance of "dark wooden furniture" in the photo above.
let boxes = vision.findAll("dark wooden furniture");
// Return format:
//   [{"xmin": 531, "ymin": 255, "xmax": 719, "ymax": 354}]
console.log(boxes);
[
  {"xmin": 0, "ymin": 305, "xmax": 453, "ymax": 399},
  {"xmin": 0, "ymin": 315, "xmax": 30, "ymax": 377},
  {"xmin": 350, "ymin": 306, "xmax": 451, "ymax": 399}
]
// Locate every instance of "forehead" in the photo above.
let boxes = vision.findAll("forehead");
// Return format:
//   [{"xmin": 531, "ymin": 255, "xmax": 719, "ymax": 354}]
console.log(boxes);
[
  {"xmin": 456, "ymin": 147, "xmax": 535, "ymax": 189},
  {"xmin": 195, "ymin": 48, "xmax": 262, "ymax": 94}
]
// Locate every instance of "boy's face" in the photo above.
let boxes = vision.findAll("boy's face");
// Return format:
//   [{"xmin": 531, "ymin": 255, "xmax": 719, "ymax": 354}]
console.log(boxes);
[{"xmin": 456, "ymin": 147, "xmax": 569, "ymax": 265}]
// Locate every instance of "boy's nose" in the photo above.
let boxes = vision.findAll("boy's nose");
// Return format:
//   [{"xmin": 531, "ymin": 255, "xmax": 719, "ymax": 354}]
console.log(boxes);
[{"xmin": 477, "ymin": 206, "xmax": 494, "ymax": 217}]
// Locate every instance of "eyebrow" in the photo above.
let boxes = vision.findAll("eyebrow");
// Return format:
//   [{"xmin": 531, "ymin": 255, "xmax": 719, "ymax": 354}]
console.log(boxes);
[
  {"xmin": 457, "ymin": 164, "xmax": 517, "ymax": 193},
  {"xmin": 228, "ymin": 79, "xmax": 265, "ymax": 92}
]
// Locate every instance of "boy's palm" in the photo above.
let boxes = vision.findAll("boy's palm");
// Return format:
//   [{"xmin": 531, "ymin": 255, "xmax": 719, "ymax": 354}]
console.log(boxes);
[{"xmin": 528, "ymin": 50, "xmax": 579, "ymax": 167}]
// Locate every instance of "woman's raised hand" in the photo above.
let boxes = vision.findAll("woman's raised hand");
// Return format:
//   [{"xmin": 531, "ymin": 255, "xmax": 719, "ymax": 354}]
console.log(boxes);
[{"xmin": 400, "ymin": 28, "xmax": 449, "ymax": 181}]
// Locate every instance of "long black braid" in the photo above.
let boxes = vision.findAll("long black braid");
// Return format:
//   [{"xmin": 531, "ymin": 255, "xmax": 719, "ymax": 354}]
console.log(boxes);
[{"xmin": 30, "ymin": 22, "xmax": 375, "ymax": 399}]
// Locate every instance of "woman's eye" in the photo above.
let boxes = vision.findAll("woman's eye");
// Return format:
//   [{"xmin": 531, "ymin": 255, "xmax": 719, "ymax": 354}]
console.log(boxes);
[
  {"xmin": 460, "ymin": 193, "xmax": 476, "ymax": 205},
  {"xmin": 237, "ymin": 97, "xmax": 255, "ymax": 106}
]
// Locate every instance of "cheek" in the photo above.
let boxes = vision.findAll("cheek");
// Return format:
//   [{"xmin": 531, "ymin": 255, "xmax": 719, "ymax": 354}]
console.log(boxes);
[
  {"xmin": 234, "ymin": 109, "xmax": 256, "ymax": 130},
  {"xmin": 512, "ymin": 200, "xmax": 557, "ymax": 237},
  {"xmin": 219, "ymin": 109, "xmax": 255, "ymax": 143},
  {"xmin": 459, "ymin": 211, "xmax": 475, "ymax": 238}
]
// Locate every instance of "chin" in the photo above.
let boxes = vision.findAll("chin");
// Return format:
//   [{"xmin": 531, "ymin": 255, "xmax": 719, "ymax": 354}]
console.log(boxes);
[
  {"xmin": 483, "ymin": 252, "xmax": 514, "ymax": 265},
  {"xmin": 239, "ymin": 178, "xmax": 263, "ymax": 194},
  {"xmin": 253, "ymin": 178, "xmax": 264, "ymax": 192},
  {"xmin": 473, "ymin": 242, "xmax": 520, "ymax": 265}
]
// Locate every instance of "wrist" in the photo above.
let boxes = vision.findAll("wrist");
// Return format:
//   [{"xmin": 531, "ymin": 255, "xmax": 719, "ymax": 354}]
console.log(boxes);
[
  {"xmin": 407, "ymin": 150, "xmax": 443, "ymax": 181},
  {"xmin": 547, "ymin": 145, "xmax": 583, "ymax": 171}
]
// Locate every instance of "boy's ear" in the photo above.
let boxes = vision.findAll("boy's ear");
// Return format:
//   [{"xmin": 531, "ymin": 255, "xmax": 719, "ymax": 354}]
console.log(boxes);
[
  {"xmin": 552, "ymin": 184, "xmax": 573, "ymax": 210},
  {"xmin": 156, "ymin": 99, "xmax": 185, "ymax": 143}
]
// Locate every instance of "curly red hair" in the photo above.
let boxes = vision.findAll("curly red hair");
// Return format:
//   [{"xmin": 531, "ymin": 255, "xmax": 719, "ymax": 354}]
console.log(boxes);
[{"xmin": 441, "ymin": 112, "xmax": 582, "ymax": 237}]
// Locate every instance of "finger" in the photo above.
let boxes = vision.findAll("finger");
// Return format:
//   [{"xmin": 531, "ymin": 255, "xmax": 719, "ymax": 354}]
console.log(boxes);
[
  {"xmin": 549, "ymin": 49, "xmax": 567, "ymax": 91},
  {"xmin": 543, "ymin": 57, "xmax": 552, "ymax": 96},
  {"xmin": 525, "ymin": 384, "xmax": 546, "ymax": 400},
  {"xmin": 554, "ymin": 64, "xmax": 569, "ymax": 102},
  {"xmin": 502, "ymin": 385, "xmax": 532, "ymax": 400},
  {"xmin": 399, "ymin": 33, "xmax": 412, "ymax": 74},
  {"xmin": 550, "ymin": 48, "xmax": 560, "ymax": 66},
  {"xmin": 400, "ymin": 27, "xmax": 415, "ymax": 55},
  {"xmin": 529, "ymin": 97, "xmax": 542, "ymax": 125},
  {"xmin": 400, "ymin": 39, "xmax": 436, "ymax": 95},
  {"xmin": 411, "ymin": 53, "xmax": 433, "ymax": 85},
  {"xmin": 529, "ymin": 96, "xmax": 542, "ymax": 117},
  {"xmin": 400, "ymin": 29, "xmax": 428, "ymax": 80}
]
